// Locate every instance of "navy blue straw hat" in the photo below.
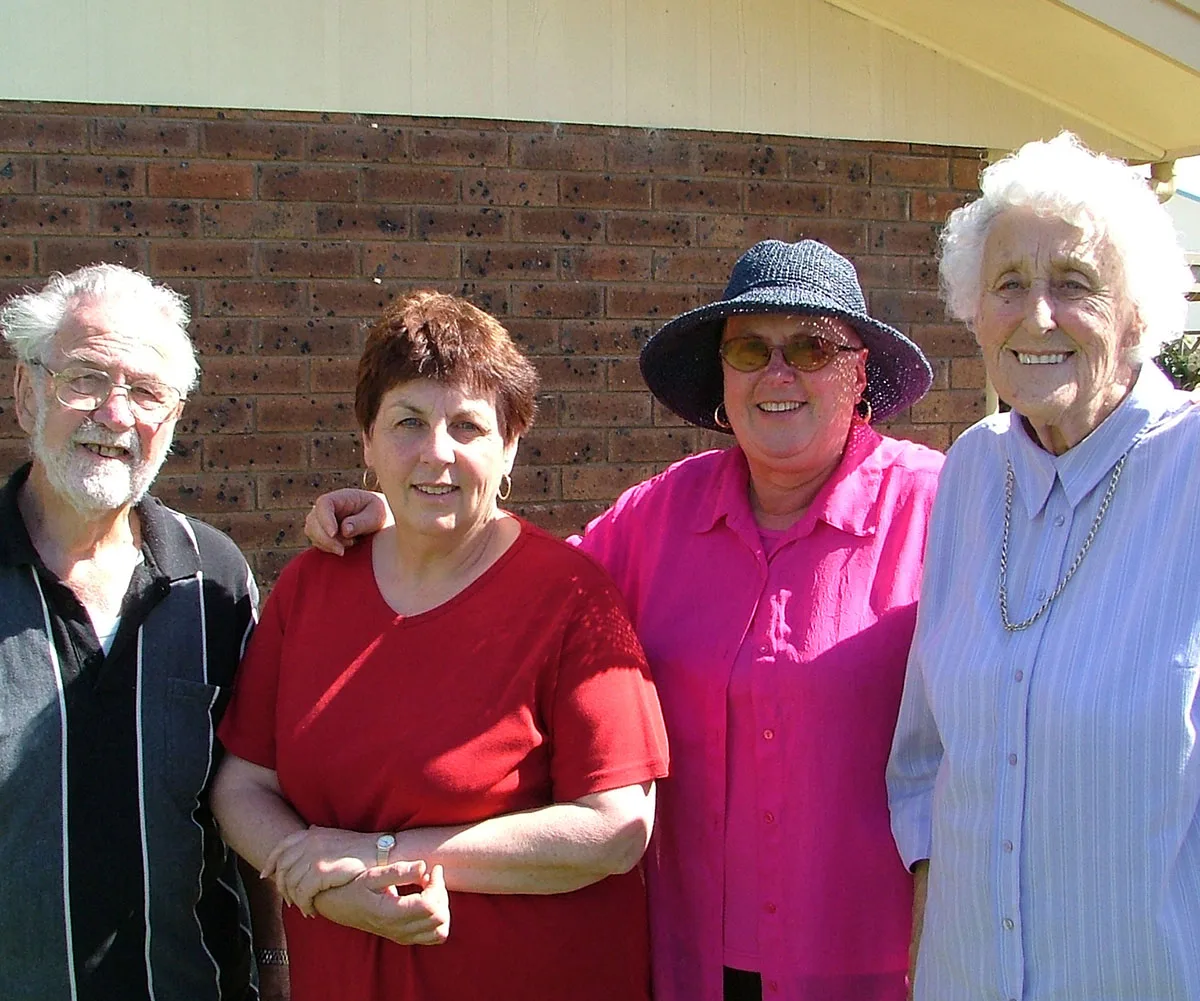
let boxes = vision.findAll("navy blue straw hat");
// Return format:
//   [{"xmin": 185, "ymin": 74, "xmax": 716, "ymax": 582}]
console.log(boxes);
[{"xmin": 639, "ymin": 239, "xmax": 934, "ymax": 431}]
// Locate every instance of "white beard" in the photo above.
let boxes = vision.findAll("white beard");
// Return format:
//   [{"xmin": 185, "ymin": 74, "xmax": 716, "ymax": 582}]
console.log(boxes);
[{"xmin": 32, "ymin": 408, "xmax": 169, "ymax": 514}]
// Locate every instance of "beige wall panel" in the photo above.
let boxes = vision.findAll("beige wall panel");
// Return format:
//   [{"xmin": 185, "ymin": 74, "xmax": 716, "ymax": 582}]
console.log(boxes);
[{"xmin": 0, "ymin": 0, "xmax": 1144, "ymax": 156}]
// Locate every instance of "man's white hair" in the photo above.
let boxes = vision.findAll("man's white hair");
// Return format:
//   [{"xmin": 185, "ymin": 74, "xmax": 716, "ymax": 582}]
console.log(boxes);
[
  {"xmin": 939, "ymin": 132, "xmax": 1193, "ymax": 362},
  {"xmin": 0, "ymin": 263, "xmax": 199, "ymax": 393}
]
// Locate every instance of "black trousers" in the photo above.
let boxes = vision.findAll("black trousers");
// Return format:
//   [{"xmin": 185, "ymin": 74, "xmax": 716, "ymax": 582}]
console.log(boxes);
[{"xmin": 723, "ymin": 967, "xmax": 762, "ymax": 1001}]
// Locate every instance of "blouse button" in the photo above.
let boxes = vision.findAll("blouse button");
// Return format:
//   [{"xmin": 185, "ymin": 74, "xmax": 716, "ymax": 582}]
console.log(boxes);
[
  {"xmin": 1008, "ymin": 753, "xmax": 1018, "ymax": 765},
  {"xmin": 1002, "ymin": 839, "xmax": 1014, "ymax": 853},
  {"xmin": 1053, "ymin": 514, "xmax": 1065, "ymax": 527},
  {"xmin": 764, "ymin": 811, "xmax": 775, "ymax": 824},
  {"xmin": 1014, "ymin": 669, "xmax": 1024, "ymax": 682},
  {"xmin": 764, "ymin": 902, "xmax": 777, "ymax": 914},
  {"xmin": 762, "ymin": 728, "xmax": 775, "ymax": 740},
  {"xmin": 1003, "ymin": 917, "xmax": 1015, "ymax": 930}
]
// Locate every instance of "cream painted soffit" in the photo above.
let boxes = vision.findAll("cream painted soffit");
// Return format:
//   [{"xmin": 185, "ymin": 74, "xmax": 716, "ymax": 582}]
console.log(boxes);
[{"xmin": 823, "ymin": 0, "xmax": 1200, "ymax": 160}]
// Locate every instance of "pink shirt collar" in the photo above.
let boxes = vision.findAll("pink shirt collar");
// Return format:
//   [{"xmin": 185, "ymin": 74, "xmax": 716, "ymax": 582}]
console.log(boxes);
[{"xmin": 690, "ymin": 419, "xmax": 884, "ymax": 541}]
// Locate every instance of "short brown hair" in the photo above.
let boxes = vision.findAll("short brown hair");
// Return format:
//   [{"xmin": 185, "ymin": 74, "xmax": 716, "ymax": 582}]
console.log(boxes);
[{"xmin": 355, "ymin": 291, "xmax": 538, "ymax": 442}]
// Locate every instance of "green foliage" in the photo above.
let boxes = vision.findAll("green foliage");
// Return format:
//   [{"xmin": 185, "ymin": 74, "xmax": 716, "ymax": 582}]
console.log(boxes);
[{"xmin": 1158, "ymin": 333, "xmax": 1200, "ymax": 391}]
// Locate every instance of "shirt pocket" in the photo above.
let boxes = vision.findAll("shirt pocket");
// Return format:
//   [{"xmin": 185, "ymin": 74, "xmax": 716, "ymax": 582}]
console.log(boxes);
[{"xmin": 160, "ymin": 677, "xmax": 221, "ymax": 812}]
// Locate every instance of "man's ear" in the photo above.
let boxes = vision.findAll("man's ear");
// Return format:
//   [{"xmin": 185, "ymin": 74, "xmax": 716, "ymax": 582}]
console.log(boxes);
[{"xmin": 13, "ymin": 362, "xmax": 40, "ymax": 435}]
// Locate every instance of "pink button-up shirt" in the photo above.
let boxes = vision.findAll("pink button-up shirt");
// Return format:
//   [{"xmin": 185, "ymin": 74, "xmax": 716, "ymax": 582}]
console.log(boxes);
[{"xmin": 574, "ymin": 423, "xmax": 943, "ymax": 1001}]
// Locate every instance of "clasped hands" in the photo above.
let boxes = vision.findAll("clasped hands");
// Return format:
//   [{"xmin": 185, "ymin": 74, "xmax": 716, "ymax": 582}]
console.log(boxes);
[{"xmin": 262, "ymin": 826, "xmax": 449, "ymax": 946}]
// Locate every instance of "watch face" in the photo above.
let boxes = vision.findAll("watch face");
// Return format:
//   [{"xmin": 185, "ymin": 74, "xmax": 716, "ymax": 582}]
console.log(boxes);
[{"xmin": 376, "ymin": 834, "xmax": 396, "ymax": 864}]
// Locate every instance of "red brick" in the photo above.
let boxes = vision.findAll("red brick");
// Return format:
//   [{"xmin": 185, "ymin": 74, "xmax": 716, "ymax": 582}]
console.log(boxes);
[
  {"xmin": 910, "ymin": 324, "xmax": 978, "ymax": 358},
  {"xmin": 869, "ymin": 289, "xmax": 945, "ymax": 324},
  {"xmin": 256, "ymin": 318, "xmax": 361, "ymax": 355},
  {"xmin": 559, "ymin": 320, "xmax": 652, "ymax": 356},
  {"xmin": 0, "ymin": 197, "xmax": 89, "ymax": 234},
  {"xmin": 200, "ymin": 201, "xmax": 314, "ymax": 238},
  {"xmin": 950, "ymin": 356, "xmax": 987, "ymax": 390},
  {"xmin": 149, "ymin": 162, "xmax": 254, "ymax": 199},
  {"xmin": 909, "ymin": 388, "xmax": 986, "ymax": 424},
  {"xmin": 456, "ymin": 282, "xmax": 511, "ymax": 318},
  {"xmin": 561, "ymin": 392, "xmax": 652, "ymax": 427},
  {"xmin": 606, "ymin": 213, "xmax": 695, "ymax": 247},
  {"xmin": 745, "ymin": 181, "xmax": 829, "ymax": 216},
  {"xmin": 869, "ymin": 222, "xmax": 940, "ymax": 256},
  {"xmin": 559, "ymin": 247, "xmax": 651, "ymax": 281},
  {"xmin": 462, "ymin": 246, "xmax": 555, "ymax": 279},
  {"xmin": 532, "ymin": 355, "xmax": 604, "ymax": 391},
  {"xmin": 201, "ymin": 121, "xmax": 306, "ymax": 160},
  {"xmin": 310, "ymin": 356, "xmax": 359, "ymax": 392},
  {"xmin": 930, "ymin": 357, "xmax": 951, "ymax": 391},
  {"xmin": 791, "ymin": 219, "xmax": 871, "ymax": 254},
  {"xmin": 309, "ymin": 280, "xmax": 411, "ymax": 318},
  {"xmin": 509, "ymin": 500, "xmax": 609, "ymax": 537},
  {"xmin": 877, "ymin": 422, "xmax": 950, "ymax": 451},
  {"xmin": 38, "ymin": 237, "xmax": 146, "ymax": 273},
  {"xmin": 314, "ymin": 204, "xmax": 409, "ymax": 239},
  {"xmin": 161, "ymin": 435, "xmax": 202, "ymax": 473},
  {"xmin": 203, "ymin": 433, "xmax": 308, "ymax": 470},
  {"xmin": 0, "ymin": 157, "xmax": 34, "ymax": 194},
  {"xmin": 608, "ymin": 427, "xmax": 698, "ymax": 462},
  {"xmin": 652, "ymin": 398, "xmax": 689, "ymax": 427},
  {"xmin": 512, "ymin": 208, "xmax": 602, "ymax": 244},
  {"xmin": 607, "ymin": 284, "xmax": 706, "ymax": 319},
  {"xmin": 695, "ymin": 213, "xmax": 789, "ymax": 248},
  {"xmin": 787, "ymin": 148, "xmax": 869, "ymax": 185},
  {"xmin": 191, "ymin": 318, "xmax": 255, "ymax": 356},
  {"xmin": 606, "ymin": 135, "xmax": 696, "ymax": 174},
  {"xmin": 911, "ymin": 257, "xmax": 940, "ymax": 289},
  {"xmin": 513, "ymin": 283, "xmax": 602, "ymax": 318},
  {"xmin": 852, "ymin": 255, "xmax": 912, "ymax": 289},
  {"xmin": 309, "ymin": 432, "xmax": 362, "ymax": 469},
  {"xmin": 156, "ymin": 473, "xmax": 255, "ymax": 513},
  {"xmin": 698, "ymin": 142, "xmax": 783, "ymax": 178},
  {"xmin": 310, "ymin": 124, "xmax": 408, "ymax": 162},
  {"xmin": 462, "ymin": 169, "xmax": 557, "ymax": 207},
  {"xmin": 360, "ymin": 243, "xmax": 458, "ymax": 280},
  {"xmin": 651, "ymin": 248, "xmax": 737, "ymax": 284},
  {"xmin": 519, "ymin": 428, "xmax": 605, "ymax": 465},
  {"xmin": 512, "ymin": 134, "xmax": 605, "ymax": 171},
  {"xmin": 259, "ymin": 164, "xmax": 357, "ymax": 202},
  {"xmin": 150, "ymin": 239, "xmax": 253, "ymax": 277},
  {"xmin": 258, "ymin": 469, "xmax": 357, "ymax": 509},
  {"xmin": 259, "ymin": 241, "xmax": 359, "ymax": 278},
  {"xmin": 175, "ymin": 396, "xmax": 255, "ymax": 436},
  {"xmin": 97, "ymin": 199, "xmax": 198, "ymax": 237},
  {"xmin": 206, "ymin": 281, "xmax": 305, "ymax": 317},
  {"xmin": 871, "ymin": 154, "xmax": 948, "ymax": 187},
  {"xmin": 362, "ymin": 166, "xmax": 457, "ymax": 203},
  {"xmin": 256, "ymin": 394, "xmax": 357, "ymax": 432},
  {"xmin": 0, "ymin": 239, "xmax": 34, "ymax": 274},
  {"xmin": 952, "ymin": 156, "xmax": 985, "ymax": 191},
  {"xmin": 91, "ymin": 118, "xmax": 199, "ymax": 157},
  {"xmin": 211, "ymin": 510, "xmax": 307, "ymax": 549},
  {"xmin": 416, "ymin": 207, "xmax": 507, "ymax": 241},
  {"xmin": 606, "ymin": 357, "xmax": 646, "ymax": 391},
  {"xmin": 560, "ymin": 175, "xmax": 649, "ymax": 209},
  {"xmin": 562, "ymin": 463, "xmax": 656, "ymax": 500},
  {"xmin": 830, "ymin": 186, "xmax": 908, "ymax": 220},
  {"xmin": 652, "ymin": 178, "xmax": 742, "ymax": 212},
  {"xmin": 510, "ymin": 466, "xmax": 558, "ymax": 502},
  {"xmin": 410, "ymin": 130, "xmax": 507, "ymax": 166},
  {"xmin": 36, "ymin": 157, "xmax": 145, "ymax": 195},
  {"xmin": 200, "ymin": 356, "xmax": 309, "ymax": 394},
  {"xmin": 0, "ymin": 115, "xmax": 87, "ymax": 153},
  {"xmin": 506, "ymin": 319, "xmax": 559, "ymax": 354},
  {"xmin": 911, "ymin": 190, "xmax": 972, "ymax": 222}
]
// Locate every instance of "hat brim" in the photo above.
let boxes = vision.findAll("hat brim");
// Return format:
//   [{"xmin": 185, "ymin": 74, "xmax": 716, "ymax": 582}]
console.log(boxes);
[{"xmin": 639, "ymin": 292, "xmax": 934, "ymax": 432}]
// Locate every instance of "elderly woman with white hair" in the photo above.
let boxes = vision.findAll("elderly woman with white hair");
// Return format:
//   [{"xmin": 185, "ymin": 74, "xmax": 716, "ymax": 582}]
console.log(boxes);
[{"xmin": 887, "ymin": 132, "xmax": 1200, "ymax": 1000}]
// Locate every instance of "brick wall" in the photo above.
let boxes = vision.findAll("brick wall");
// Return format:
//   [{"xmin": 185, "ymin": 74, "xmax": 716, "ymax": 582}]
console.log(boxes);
[{"xmin": 0, "ymin": 101, "xmax": 985, "ymax": 586}]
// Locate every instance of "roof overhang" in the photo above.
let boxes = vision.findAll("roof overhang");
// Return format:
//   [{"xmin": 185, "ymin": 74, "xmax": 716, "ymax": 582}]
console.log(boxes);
[{"xmin": 823, "ymin": 0, "xmax": 1200, "ymax": 161}]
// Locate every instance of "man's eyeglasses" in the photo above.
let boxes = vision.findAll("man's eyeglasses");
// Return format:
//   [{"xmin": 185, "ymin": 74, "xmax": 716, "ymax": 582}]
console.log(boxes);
[
  {"xmin": 719, "ymin": 334, "xmax": 862, "ymax": 373},
  {"xmin": 31, "ymin": 360, "xmax": 182, "ymax": 421}
]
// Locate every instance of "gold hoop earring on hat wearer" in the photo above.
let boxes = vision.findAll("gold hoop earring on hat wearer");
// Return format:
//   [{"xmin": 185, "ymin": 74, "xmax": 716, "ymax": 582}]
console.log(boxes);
[
  {"xmin": 497, "ymin": 473, "xmax": 512, "ymax": 501},
  {"xmin": 362, "ymin": 467, "xmax": 379, "ymax": 491},
  {"xmin": 714, "ymin": 403, "xmax": 731, "ymax": 429},
  {"xmin": 856, "ymin": 398, "xmax": 873, "ymax": 425}
]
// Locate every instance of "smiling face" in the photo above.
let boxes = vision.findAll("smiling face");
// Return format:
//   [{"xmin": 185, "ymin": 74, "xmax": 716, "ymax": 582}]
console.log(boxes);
[
  {"xmin": 362, "ymin": 378, "xmax": 517, "ymax": 540},
  {"xmin": 975, "ymin": 208, "xmax": 1141, "ymax": 454},
  {"xmin": 16, "ymin": 298, "xmax": 184, "ymax": 514},
  {"xmin": 720, "ymin": 313, "xmax": 867, "ymax": 485}
]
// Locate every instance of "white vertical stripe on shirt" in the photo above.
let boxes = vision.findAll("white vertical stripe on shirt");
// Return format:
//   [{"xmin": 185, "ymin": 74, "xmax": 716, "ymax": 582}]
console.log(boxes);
[
  {"xmin": 135, "ymin": 627, "xmax": 158, "ymax": 1001},
  {"xmin": 31, "ymin": 569, "xmax": 79, "ymax": 1001}
]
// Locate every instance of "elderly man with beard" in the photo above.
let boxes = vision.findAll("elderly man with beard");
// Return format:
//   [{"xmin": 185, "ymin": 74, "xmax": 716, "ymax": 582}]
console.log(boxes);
[{"xmin": 0, "ymin": 264, "xmax": 287, "ymax": 1001}]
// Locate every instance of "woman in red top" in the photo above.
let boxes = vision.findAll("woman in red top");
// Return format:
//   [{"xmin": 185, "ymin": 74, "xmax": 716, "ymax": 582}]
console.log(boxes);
[{"xmin": 211, "ymin": 292, "xmax": 669, "ymax": 1001}]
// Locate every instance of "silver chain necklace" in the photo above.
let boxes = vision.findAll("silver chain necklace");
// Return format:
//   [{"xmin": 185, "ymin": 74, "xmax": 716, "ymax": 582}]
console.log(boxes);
[{"xmin": 998, "ymin": 449, "xmax": 1130, "ymax": 632}]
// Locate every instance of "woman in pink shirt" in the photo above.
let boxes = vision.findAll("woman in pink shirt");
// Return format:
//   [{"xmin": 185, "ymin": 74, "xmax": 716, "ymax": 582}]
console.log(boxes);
[{"xmin": 309, "ymin": 240, "xmax": 943, "ymax": 1001}]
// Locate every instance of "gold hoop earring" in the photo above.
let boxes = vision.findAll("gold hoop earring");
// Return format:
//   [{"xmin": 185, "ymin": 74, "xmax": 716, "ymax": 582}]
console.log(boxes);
[
  {"xmin": 497, "ymin": 473, "xmax": 512, "ymax": 501},
  {"xmin": 362, "ymin": 467, "xmax": 379, "ymax": 491},
  {"xmin": 856, "ymin": 398, "xmax": 873, "ymax": 425},
  {"xmin": 713, "ymin": 403, "xmax": 731, "ymax": 429}
]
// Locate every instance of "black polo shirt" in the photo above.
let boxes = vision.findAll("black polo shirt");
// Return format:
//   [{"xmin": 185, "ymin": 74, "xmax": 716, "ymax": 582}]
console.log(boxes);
[{"xmin": 0, "ymin": 463, "xmax": 260, "ymax": 1001}]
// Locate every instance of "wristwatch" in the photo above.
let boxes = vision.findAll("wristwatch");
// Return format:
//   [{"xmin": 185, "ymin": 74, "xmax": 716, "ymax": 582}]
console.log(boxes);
[{"xmin": 375, "ymin": 833, "xmax": 396, "ymax": 867}]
